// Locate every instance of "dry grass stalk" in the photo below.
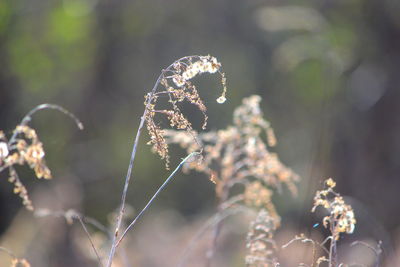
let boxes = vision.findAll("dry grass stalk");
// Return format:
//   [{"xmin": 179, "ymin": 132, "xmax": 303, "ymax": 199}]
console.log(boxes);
[
  {"xmin": 312, "ymin": 178, "xmax": 357, "ymax": 267},
  {"xmin": 282, "ymin": 178, "xmax": 358, "ymax": 267},
  {"xmin": 145, "ymin": 55, "xmax": 226, "ymax": 169},
  {"xmin": 107, "ymin": 55, "xmax": 227, "ymax": 267}
]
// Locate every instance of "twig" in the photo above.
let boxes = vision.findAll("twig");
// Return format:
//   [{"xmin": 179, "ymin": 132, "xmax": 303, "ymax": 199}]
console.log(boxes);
[{"xmin": 116, "ymin": 152, "xmax": 201, "ymax": 247}]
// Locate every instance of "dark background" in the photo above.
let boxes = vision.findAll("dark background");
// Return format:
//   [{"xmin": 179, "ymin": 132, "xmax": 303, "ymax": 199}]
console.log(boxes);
[{"xmin": 0, "ymin": 0, "xmax": 399, "ymax": 266}]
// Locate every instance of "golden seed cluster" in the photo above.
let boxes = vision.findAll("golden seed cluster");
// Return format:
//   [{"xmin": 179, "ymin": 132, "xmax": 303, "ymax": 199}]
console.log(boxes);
[
  {"xmin": 312, "ymin": 178, "xmax": 357, "ymax": 240},
  {"xmin": 245, "ymin": 209, "xmax": 279, "ymax": 267},
  {"xmin": 164, "ymin": 95, "xmax": 299, "ymax": 266},
  {"xmin": 0, "ymin": 125, "xmax": 53, "ymax": 210},
  {"xmin": 145, "ymin": 55, "xmax": 227, "ymax": 169},
  {"xmin": 164, "ymin": 95, "xmax": 299, "ymax": 203}
]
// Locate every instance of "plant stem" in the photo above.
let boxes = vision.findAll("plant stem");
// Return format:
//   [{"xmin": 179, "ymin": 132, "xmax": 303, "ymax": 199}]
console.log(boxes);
[
  {"xmin": 105, "ymin": 82, "xmax": 159, "ymax": 267},
  {"xmin": 106, "ymin": 56, "xmax": 200, "ymax": 267},
  {"xmin": 329, "ymin": 218, "xmax": 337, "ymax": 267},
  {"xmin": 116, "ymin": 152, "xmax": 201, "ymax": 247}
]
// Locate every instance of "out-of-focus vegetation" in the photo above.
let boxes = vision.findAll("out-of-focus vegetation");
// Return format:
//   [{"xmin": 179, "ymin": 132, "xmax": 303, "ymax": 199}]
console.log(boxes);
[{"xmin": 1, "ymin": 0, "xmax": 400, "ymax": 266}]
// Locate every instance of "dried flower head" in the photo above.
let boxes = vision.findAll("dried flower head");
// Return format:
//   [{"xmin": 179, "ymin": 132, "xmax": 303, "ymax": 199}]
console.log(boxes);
[
  {"xmin": 312, "ymin": 178, "xmax": 356, "ymax": 240},
  {"xmin": 0, "ymin": 125, "xmax": 53, "ymax": 210},
  {"xmin": 165, "ymin": 95, "xmax": 298, "ymax": 265},
  {"xmin": 164, "ymin": 95, "xmax": 299, "ymax": 203},
  {"xmin": 0, "ymin": 104, "xmax": 82, "ymax": 210},
  {"xmin": 144, "ymin": 55, "xmax": 227, "ymax": 169},
  {"xmin": 245, "ymin": 209, "xmax": 279, "ymax": 267}
]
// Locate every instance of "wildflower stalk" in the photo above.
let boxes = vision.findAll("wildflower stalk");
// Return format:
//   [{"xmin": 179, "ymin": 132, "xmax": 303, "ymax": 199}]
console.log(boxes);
[{"xmin": 105, "ymin": 74, "xmax": 160, "ymax": 267}]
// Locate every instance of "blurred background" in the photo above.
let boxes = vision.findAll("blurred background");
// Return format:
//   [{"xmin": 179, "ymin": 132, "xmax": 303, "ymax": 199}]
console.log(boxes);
[{"xmin": 0, "ymin": 0, "xmax": 400, "ymax": 266}]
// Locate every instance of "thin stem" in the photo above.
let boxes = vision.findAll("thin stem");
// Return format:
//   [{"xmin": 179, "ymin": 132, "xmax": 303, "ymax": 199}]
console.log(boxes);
[
  {"xmin": 34, "ymin": 209, "xmax": 111, "ymax": 237},
  {"xmin": 106, "ymin": 55, "xmax": 202, "ymax": 267},
  {"xmin": 329, "ymin": 218, "xmax": 337, "ymax": 267},
  {"xmin": 106, "ymin": 76, "xmax": 162, "ymax": 267},
  {"xmin": 34, "ymin": 209, "xmax": 108, "ymax": 267},
  {"xmin": 116, "ymin": 152, "xmax": 200, "ymax": 247},
  {"xmin": 77, "ymin": 216, "xmax": 104, "ymax": 267},
  {"xmin": 9, "ymin": 103, "xmax": 83, "ymax": 145}
]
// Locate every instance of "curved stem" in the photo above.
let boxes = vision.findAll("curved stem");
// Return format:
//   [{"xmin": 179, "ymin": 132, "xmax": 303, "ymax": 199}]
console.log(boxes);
[{"xmin": 9, "ymin": 104, "xmax": 83, "ymax": 144}]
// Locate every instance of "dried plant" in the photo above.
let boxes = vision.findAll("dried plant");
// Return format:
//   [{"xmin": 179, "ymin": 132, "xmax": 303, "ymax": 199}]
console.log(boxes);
[
  {"xmin": 164, "ymin": 95, "xmax": 299, "ymax": 264},
  {"xmin": 0, "ymin": 58, "xmax": 385, "ymax": 267},
  {"xmin": 245, "ymin": 209, "xmax": 280, "ymax": 267},
  {"xmin": 312, "ymin": 178, "xmax": 357, "ymax": 240},
  {"xmin": 282, "ymin": 178, "xmax": 358, "ymax": 267},
  {"xmin": 165, "ymin": 95, "xmax": 298, "ymax": 210},
  {"xmin": 0, "ymin": 104, "xmax": 83, "ymax": 210},
  {"xmin": 107, "ymin": 55, "xmax": 227, "ymax": 267},
  {"xmin": 144, "ymin": 55, "xmax": 227, "ymax": 169},
  {"xmin": 312, "ymin": 178, "xmax": 357, "ymax": 266}
]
